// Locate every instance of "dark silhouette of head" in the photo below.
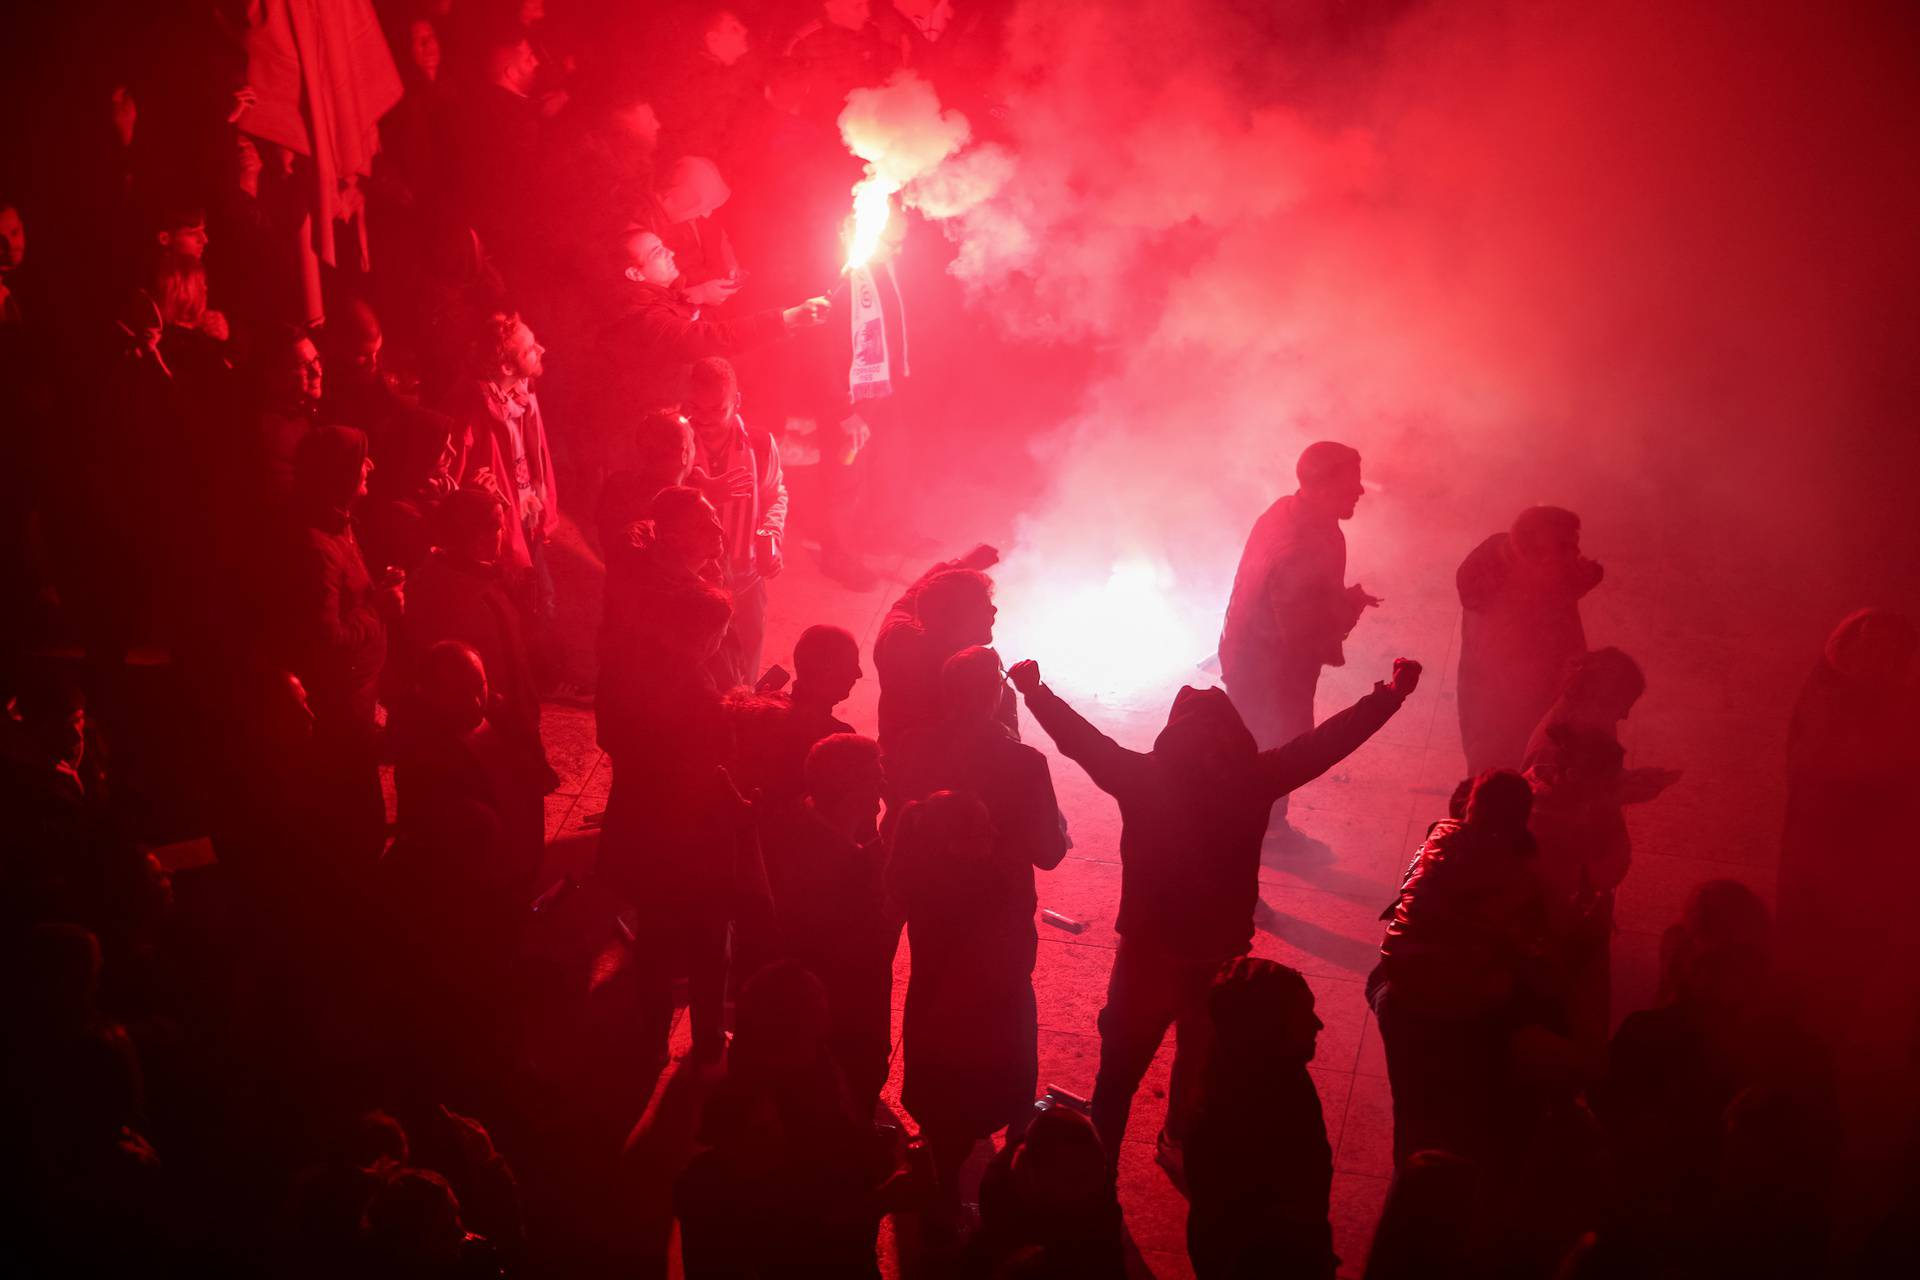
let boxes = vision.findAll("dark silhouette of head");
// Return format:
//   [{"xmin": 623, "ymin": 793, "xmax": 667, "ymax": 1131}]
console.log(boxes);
[
  {"xmin": 433, "ymin": 487, "xmax": 507, "ymax": 565},
  {"xmin": 647, "ymin": 484, "xmax": 725, "ymax": 571},
  {"xmin": 804, "ymin": 732, "xmax": 882, "ymax": 837},
  {"xmin": 364, "ymin": 1168, "xmax": 467, "ymax": 1271},
  {"xmin": 1210, "ymin": 955, "xmax": 1323, "ymax": 1066},
  {"xmin": 1822, "ymin": 607, "xmax": 1918, "ymax": 684},
  {"xmin": 1295, "ymin": 440, "xmax": 1364, "ymax": 520},
  {"xmin": 634, "ymin": 408, "xmax": 695, "ymax": 485},
  {"xmin": 732, "ymin": 959, "xmax": 832, "ymax": 1081},
  {"xmin": 941, "ymin": 644, "xmax": 1005, "ymax": 723},
  {"xmin": 1510, "ymin": 505, "xmax": 1582, "ymax": 563},
  {"xmin": 418, "ymin": 640, "xmax": 488, "ymax": 735},
  {"xmin": 1155, "ymin": 685, "xmax": 1257, "ymax": 776},
  {"xmin": 793, "ymin": 624, "xmax": 861, "ymax": 706},
  {"xmin": 917, "ymin": 567, "xmax": 997, "ymax": 648},
  {"xmin": 1463, "ymin": 769, "xmax": 1533, "ymax": 838},
  {"xmin": 1560, "ymin": 646, "xmax": 1646, "ymax": 721},
  {"xmin": 292, "ymin": 426, "xmax": 372, "ymax": 513}
]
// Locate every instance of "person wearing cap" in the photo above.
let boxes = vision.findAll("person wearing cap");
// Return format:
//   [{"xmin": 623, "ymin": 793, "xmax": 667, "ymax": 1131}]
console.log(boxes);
[{"xmin": 1218, "ymin": 440, "xmax": 1380, "ymax": 849}]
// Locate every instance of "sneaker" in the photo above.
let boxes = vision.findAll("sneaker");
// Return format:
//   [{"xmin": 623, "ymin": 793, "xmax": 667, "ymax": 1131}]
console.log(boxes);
[{"xmin": 1154, "ymin": 1129, "xmax": 1189, "ymax": 1198}]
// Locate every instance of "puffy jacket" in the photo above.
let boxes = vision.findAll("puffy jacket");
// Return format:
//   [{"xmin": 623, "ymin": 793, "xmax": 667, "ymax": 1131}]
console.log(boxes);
[{"xmin": 1378, "ymin": 819, "xmax": 1548, "ymax": 1016}]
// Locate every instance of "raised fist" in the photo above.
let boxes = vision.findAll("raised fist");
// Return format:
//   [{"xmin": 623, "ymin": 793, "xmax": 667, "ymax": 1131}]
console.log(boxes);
[
  {"xmin": 1007, "ymin": 659, "xmax": 1042, "ymax": 695},
  {"xmin": 1387, "ymin": 658, "xmax": 1422, "ymax": 697}
]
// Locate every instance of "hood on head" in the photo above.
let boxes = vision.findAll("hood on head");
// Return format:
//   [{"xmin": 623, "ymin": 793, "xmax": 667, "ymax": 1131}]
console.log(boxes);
[{"xmin": 1153, "ymin": 685, "xmax": 1257, "ymax": 767}]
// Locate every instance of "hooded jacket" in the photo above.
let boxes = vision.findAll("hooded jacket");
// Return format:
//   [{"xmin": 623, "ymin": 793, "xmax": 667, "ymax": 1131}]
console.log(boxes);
[{"xmin": 1021, "ymin": 680, "xmax": 1404, "ymax": 958}]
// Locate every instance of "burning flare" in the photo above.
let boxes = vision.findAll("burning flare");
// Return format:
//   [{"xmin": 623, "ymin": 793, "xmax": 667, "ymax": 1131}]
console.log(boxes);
[{"xmin": 843, "ymin": 175, "xmax": 897, "ymax": 272}]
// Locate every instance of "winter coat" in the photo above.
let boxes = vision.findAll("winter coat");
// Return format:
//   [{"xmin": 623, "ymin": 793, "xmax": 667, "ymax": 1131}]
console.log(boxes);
[
  {"xmin": 1220, "ymin": 494, "xmax": 1360, "ymax": 677},
  {"xmin": 1377, "ymin": 818, "xmax": 1549, "ymax": 1017}
]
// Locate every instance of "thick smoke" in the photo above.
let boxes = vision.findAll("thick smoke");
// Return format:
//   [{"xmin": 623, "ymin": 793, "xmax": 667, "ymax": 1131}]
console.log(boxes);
[{"xmin": 857, "ymin": 0, "xmax": 1919, "ymax": 723}]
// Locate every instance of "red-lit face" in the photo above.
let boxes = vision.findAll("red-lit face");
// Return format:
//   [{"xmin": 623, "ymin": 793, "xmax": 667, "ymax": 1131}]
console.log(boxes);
[
  {"xmin": 705, "ymin": 12, "xmax": 750, "ymax": 66},
  {"xmin": 684, "ymin": 376, "xmax": 738, "ymax": 436},
  {"xmin": 613, "ymin": 101, "xmax": 661, "ymax": 151},
  {"xmin": 505, "ymin": 321, "xmax": 545, "ymax": 381},
  {"xmin": 292, "ymin": 338, "xmax": 323, "ymax": 404},
  {"xmin": 408, "ymin": 19, "xmax": 442, "ymax": 81},
  {"xmin": 160, "ymin": 221, "xmax": 209, "ymax": 259},
  {"xmin": 626, "ymin": 231, "xmax": 678, "ymax": 287}
]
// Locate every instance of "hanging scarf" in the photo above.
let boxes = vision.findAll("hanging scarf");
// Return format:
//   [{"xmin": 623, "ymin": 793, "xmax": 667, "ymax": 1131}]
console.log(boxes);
[{"xmin": 847, "ymin": 263, "xmax": 910, "ymax": 403}]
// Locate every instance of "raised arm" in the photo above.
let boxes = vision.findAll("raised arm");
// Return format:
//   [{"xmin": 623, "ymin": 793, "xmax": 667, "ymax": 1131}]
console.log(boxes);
[
  {"xmin": 1258, "ymin": 659, "xmax": 1420, "ymax": 800},
  {"xmin": 1009, "ymin": 661, "xmax": 1149, "ymax": 798}
]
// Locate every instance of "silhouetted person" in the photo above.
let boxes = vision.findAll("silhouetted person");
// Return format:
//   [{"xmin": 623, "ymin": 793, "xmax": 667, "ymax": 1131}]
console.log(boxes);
[
  {"xmin": 1456, "ymin": 506, "xmax": 1604, "ymax": 775},
  {"xmin": 360, "ymin": 406, "xmax": 459, "ymax": 576},
  {"xmin": 273, "ymin": 425, "xmax": 402, "ymax": 866},
  {"xmin": 385, "ymin": 640, "xmax": 547, "ymax": 1096},
  {"xmin": 728, "ymin": 623, "xmax": 862, "ymax": 808},
  {"xmin": 675, "ymin": 961, "xmax": 891, "ymax": 1276},
  {"xmin": 684, "ymin": 355, "xmax": 787, "ymax": 685},
  {"xmin": 1524, "ymin": 647, "xmax": 1677, "ymax": 1049},
  {"xmin": 1596, "ymin": 879, "xmax": 1836, "ymax": 1278},
  {"xmin": 596, "ymin": 487, "xmax": 741, "ymax": 1061},
  {"xmin": 889, "ymin": 789, "xmax": 1042, "ymax": 1227},
  {"xmin": 1186, "ymin": 957, "xmax": 1336, "ymax": 1279},
  {"xmin": 404, "ymin": 489, "xmax": 550, "ymax": 776},
  {"xmin": 1774, "ymin": 607, "xmax": 1919, "ymax": 1236},
  {"xmin": 1219, "ymin": 441, "xmax": 1379, "ymax": 845},
  {"xmin": 596, "ymin": 408, "xmax": 695, "ymax": 555},
  {"xmin": 757, "ymin": 733, "xmax": 894, "ymax": 1114},
  {"xmin": 873, "ymin": 544, "xmax": 1008, "ymax": 750},
  {"xmin": 1006, "ymin": 654, "xmax": 1419, "ymax": 1172},
  {"xmin": 1369, "ymin": 770, "xmax": 1547, "ymax": 1168},
  {"xmin": 363, "ymin": 1166, "xmax": 503, "ymax": 1279},
  {"xmin": 968, "ymin": 1105, "xmax": 1126, "ymax": 1277}
]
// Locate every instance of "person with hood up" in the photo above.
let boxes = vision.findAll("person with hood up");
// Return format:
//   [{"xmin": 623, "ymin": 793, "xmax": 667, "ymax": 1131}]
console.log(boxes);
[
  {"xmin": 274, "ymin": 425, "xmax": 403, "ymax": 867},
  {"xmin": 1006, "ymin": 653, "xmax": 1420, "ymax": 1173}
]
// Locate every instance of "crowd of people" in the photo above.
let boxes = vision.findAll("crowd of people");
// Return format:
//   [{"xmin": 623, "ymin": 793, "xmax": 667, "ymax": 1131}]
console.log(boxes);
[{"xmin": 1, "ymin": 2, "xmax": 1915, "ymax": 1277}]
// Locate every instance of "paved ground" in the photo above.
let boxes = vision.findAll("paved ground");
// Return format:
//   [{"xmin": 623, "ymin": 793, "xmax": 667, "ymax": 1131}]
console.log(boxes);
[{"xmin": 527, "ymin": 500, "xmax": 1825, "ymax": 1276}]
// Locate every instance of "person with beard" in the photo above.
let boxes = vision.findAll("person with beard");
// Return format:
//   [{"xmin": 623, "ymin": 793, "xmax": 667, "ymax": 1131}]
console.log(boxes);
[
  {"xmin": 1219, "ymin": 441, "xmax": 1380, "ymax": 849},
  {"xmin": 271, "ymin": 425, "xmax": 404, "ymax": 867},
  {"xmin": 445, "ymin": 310, "xmax": 557, "ymax": 623},
  {"xmin": 1456, "ymin": 507, "xmax": 1606, "ymax": 776},
  {"xmin": 596, "ymin": 486, "xmax": 745, "ymax": 1063},
  {"xmin": 1006, "ymin": 654, "xmax": 1419, "ymax": 1177}
]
